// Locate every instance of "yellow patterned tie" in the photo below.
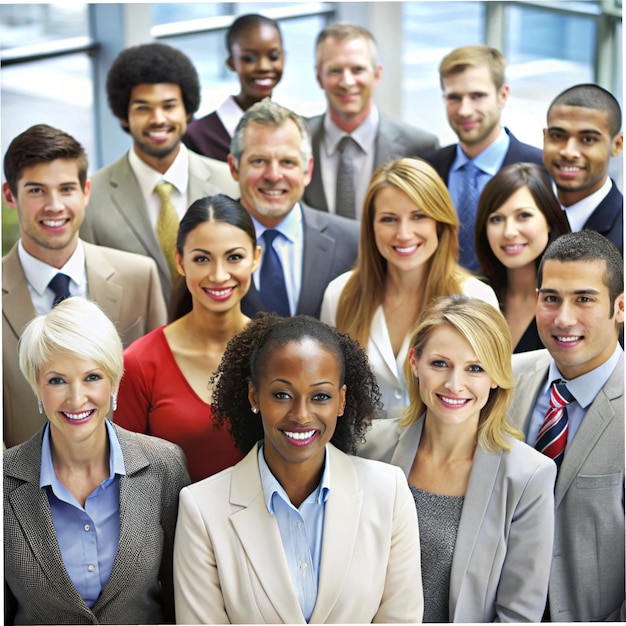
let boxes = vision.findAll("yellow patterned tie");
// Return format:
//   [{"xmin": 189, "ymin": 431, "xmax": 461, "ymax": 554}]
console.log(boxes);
[{"xmin": 154, "ymin": 181, "xmax": 179, "ymax": 278}]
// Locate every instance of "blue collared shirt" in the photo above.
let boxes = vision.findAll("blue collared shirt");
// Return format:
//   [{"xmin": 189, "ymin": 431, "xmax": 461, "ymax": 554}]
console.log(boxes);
[
  {"xmin": 251, "ymin": 205, "xmax": 304, "ymax": 316},
  {"xmin": 40, "ymin": 420, "xmax": 125, "ymax": 608},
  {"xmin": 526, "ymin": 345, "xmax": 623, "ymax": 448},
  {"xmin": 258, "ymin": 444, "xmax": 330, "ymax": 622},
  {"xmin": 448, "ymin": 127, "xmax": 511, "ymax": 210}
]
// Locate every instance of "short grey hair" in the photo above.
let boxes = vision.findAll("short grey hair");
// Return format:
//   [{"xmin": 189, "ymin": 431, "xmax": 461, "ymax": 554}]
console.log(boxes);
[
  {"xmin": 229, "ymin": 98, "xmax": 312, "ymax": 171},
  {"xmin": 18, "ymin": 297, "xmax": 124, "ymax": 395}
]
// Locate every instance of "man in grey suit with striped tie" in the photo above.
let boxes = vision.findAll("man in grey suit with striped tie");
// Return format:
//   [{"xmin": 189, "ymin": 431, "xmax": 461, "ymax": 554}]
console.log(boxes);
[{"xmin": 508, "ymin": 230, "xmax": 624, "ymax": 622}]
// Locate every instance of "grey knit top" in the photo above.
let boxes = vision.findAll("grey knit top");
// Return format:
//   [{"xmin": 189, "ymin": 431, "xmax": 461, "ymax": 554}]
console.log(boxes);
[{"xmin": 410, "ymin": 485, "xmax": 464, "ymax": 623}]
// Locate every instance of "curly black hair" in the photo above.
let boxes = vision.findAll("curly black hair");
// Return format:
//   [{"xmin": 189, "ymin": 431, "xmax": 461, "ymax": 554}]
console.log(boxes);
[
  {"xmin": 106, "ymin": 42, "xmax": 201, "ymax": 130},
  {"xmin": 210, "ymin": 313, "xmax": 381, "ymax": 455}
]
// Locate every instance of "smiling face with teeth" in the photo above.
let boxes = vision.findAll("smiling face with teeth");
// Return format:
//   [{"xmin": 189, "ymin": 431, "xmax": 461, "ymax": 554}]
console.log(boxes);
[
  {"xmin": 372, "ymin": 185, "xmax": 439, "ymax": 279},
  {"xmin": 124, "ymin": 83, "xmax": 190, "ymax": 173},
  {"xmin": 248, "ymin": 338, "xmax": 346, "ymax": 489},
  {"xmin": 3, "ymin": 159, "xmax": 90, "ymax": 267},
  {"xmin": 543, "ymin": 104, "xmax": 623, "ymax": 207},
  {"xmin": 536, "ymin": 259, "xmax": 624, "ymax": 380},
  {"xmin": 409, "ymin": 324, "xmax": 497, "ymax": 431},
  {"xmin": 37, "ymin": 353, "xmax": 115, "ymax": 448}
]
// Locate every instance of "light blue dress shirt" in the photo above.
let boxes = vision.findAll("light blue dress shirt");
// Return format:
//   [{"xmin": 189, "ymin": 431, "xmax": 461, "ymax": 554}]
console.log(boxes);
[
  {"xmin": 448, "ymin": 127, "xmax": 511, "ymax": 210},
  {"xmin": 251, "ymin": 205, "xmax": 304, "ymax": 316},
  {"xmin": 40, "ymin": 420, "xmax": 126, "ymax": 608},
  {"xmin": 258, "ymin": 444, "xmax": 330, "ymax": 622},
  {"xmin": 526, "ymin": 345, "xmax": 623, "ymax": 448}
]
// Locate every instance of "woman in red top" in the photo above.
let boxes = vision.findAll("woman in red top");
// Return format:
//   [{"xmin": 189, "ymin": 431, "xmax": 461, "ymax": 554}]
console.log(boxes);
[{"xmin": 116, "ymin": 194, "xmax": 261, "ymax": 481}]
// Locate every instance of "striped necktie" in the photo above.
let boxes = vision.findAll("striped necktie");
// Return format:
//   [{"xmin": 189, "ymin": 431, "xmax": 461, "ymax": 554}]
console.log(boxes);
[{"xmin": 535, "ymin": 380, "xmax": 573, "ymax": 469}]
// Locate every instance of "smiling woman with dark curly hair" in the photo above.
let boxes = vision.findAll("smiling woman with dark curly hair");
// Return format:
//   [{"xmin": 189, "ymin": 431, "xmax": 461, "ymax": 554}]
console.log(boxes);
[{"xmin": 173, "ymin": 313, "xmax": 424, "ymax": 624}]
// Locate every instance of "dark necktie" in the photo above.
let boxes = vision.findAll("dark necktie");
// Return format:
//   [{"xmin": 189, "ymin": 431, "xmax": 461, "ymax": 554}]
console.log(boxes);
[
  {"xmin": 535, "ymin": 380, "xmax": 574, "ymax": 470},
  {"xmin": 260, "ymin": 230, "xmax": 290, "ymax": 316},
  {"xmin": 335, "ymin": 136, "xmax": 356, "ymax": 219},
  {"xmin": 456, "ymin": 161, "xmax": 481, "ymax": 271},
  {"xmin": 48, "ymin": 273, "xmax": 71, "ymax": 307}
]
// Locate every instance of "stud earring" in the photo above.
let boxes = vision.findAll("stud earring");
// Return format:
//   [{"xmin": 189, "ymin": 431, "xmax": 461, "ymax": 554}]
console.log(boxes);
[
  {"xmin": 251, "ymin": 406, "xmax": 259, "ymax": 414},
  {"xmin": 111, "ymin": 393, "xmax": 118, "ymax": 412},
  {"xmin": 38, "ymin": 399, "xmax": 43, "ymax": 415}
]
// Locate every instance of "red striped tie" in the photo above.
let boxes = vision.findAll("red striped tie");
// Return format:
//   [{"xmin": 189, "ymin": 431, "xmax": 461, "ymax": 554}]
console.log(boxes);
[{"xmin": 535, "ymin": 380, "xmax": 573, "ymax": 469}]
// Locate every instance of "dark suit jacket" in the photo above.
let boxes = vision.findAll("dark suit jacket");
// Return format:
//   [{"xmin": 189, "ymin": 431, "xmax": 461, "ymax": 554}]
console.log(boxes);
[
  {"xmin": 80, "ymin": 150, "xmax": 239, "ymax": 303},
  {"xmin": 241, "ymin": 205, "xmax": 359, "ymax": 319},
  {"xmin": 4, "ymin": 423, "xmax": 190, "ymax": 625},
  {"xmin": 578, "ymin": 179, "xmax": 623, "ymax": 255},
  {"xmin": 2, "ymin": 241, "xmax": 167, "ymax": 448},
  {"xmin": 422, "ymin": 127, "xmax": 543, "ymax": 184},
  {"xmin": 183, "ymin": 111, "xmax": 231, "ymax": 162},
  {"xmin": 303, "ymin": 112, "xmax": 440, "ymax": 212},
  {"xmin": 509, "ymin": 350, "xmax": 625, "ymax": 622}
]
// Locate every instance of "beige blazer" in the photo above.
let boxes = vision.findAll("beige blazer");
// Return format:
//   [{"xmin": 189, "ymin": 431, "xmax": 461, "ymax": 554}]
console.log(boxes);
[
  {"xmin": 2, "ymin": 241, "xmax": 167, "ymax": 448},
  {"xmin": 510, "ymin": 349, "xmax": 625, "ymax": 622},
  {"xmin": 173, "ymin": 443, "xmax": 423, "ymax": 624},
  {"xmin": 80, "ymin": 149, "xmax": 239, "ymax": 302},
  {"xmin": 359, "ymin": 416, "xmax": 556, "ymax": 622}
]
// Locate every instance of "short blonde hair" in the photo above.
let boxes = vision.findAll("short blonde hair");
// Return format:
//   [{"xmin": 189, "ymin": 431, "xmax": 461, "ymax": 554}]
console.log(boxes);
[
  {"xmin": 18, "ymin": 297, "xmax": 124, "ymax": 395},
  {"xmin": 315, "ymin": 22, "xmax": 378, "ymax": 69},
  {"xmin": 439, "ymin": 45, "xmax": 506, "ymax": 90},
  {"xmin": 402, "ymin": 294, "xmax": 522, "ymax": 452}
]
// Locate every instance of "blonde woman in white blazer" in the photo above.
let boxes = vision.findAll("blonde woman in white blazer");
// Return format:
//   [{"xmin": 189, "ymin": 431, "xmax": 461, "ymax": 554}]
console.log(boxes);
[
  {"xmin": 320, "ymin": 158, "xmax": 497, "ymax": 421},
  {"xmin": 174, "ymin": 314, "xmax": 423, "ymax": 624},
  {"xmin": 359, "ymin": 296, "xmax": 556, "ymax": 622}
]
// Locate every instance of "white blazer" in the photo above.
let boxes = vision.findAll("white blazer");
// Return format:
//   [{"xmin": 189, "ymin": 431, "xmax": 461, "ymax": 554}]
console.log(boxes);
[
  {"xmin": 359, "ymin": 416, "xmax": 556, "ymax": 622},
  {"xmin": 320, "ymin": 272, "xmax": 499, "ymax": 419},
  {"xmin": 173, "ymin": 443, "xmax": 423, "ymax": 624}
]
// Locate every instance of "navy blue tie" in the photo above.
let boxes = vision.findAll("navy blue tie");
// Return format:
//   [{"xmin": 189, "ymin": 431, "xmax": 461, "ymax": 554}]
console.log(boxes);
[
  {"xmin": 456, "ymin": 161, "xmax": 481, "ymax": 271},
  {"xmin": 48, "ymin": 273, "xmax": 71, "ymax": 307},
  {"xmin": 260, "ymin": 230, "xmax": 290, "ymax": 316}
]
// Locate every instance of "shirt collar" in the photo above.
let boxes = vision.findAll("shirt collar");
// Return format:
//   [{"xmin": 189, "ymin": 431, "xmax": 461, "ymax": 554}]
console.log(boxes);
[
  {"xmin": 250, "ymin": 202, "xmax": 303, "ymax": 244},
  {"xmin": 128, "ymin": 142, "xmax": 189, "ymax": 200},
  {"xmin": 18, "ymin": 239, "xmax": 86, "ymax": 296},
  {"xmin": 546, "ymin": 343, "xmax": 623, "ymax": 408},
  {"xmin": 323, "ymin": 105, "xmax": 379, "ymax": 155},
  {"xmin": 216, "ymin": 95, "xmax": 244, "ymax": 138},
  {"xmin": 453, "ymin": 126, "xmax": 510, "ymax": 175},
  {"xmin": 258, "ymin": 443, "xmax": 331, "ymax": 514},
  {"xmin": 557, "ymin": 177, "xmax": 613, "ymax": 232},
  {"xmin": 40, "ymin": 419, "xmax": 126, "ymax": 489}
]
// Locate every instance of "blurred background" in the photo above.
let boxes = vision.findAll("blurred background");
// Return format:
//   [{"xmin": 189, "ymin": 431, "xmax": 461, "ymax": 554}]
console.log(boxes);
[{"xmin": 1, "ymin": 0, "xmax": 622, "ymax": 253}]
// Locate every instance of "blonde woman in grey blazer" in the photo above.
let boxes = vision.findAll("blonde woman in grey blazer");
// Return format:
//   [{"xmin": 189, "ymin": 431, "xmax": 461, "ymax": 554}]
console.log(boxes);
[
  {"xmin": 4, "ymin": 298, "xmax": 190, "ymax": 624},
  {"xmin": 360, "ymin": 296, "xmax": 556, "ymax": 622}
]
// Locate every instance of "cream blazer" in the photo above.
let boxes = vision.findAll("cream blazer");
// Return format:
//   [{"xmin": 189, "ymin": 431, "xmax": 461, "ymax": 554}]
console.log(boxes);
[
  {"xmin": 359, "ymin": 417, "xmax": 556, "ymax": 622},
  {"xmin": 173, "ymin": 443, "xmax": 423, "ymax": 624},
  {"xmin": 321, "ymin": 272, "xmax": 499, "ymax": 419}
]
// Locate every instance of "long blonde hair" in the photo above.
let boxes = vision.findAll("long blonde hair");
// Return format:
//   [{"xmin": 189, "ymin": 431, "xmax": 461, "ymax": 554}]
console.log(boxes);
[
  {"xmin": 335, "ymin": 158, "xmax": 469, "ymax": 348},
  {"xmin": 402, "ymin": 295, "xmax": 523, "ymax": 452}
]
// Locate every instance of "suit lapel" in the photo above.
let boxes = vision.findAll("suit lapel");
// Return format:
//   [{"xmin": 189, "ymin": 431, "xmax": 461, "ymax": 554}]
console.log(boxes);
[
  {"xmin": 83, "ymin": 243, "xmax": 123, "ymax": 325},
  {"xmin": 307, "ymin": 118, "xmax": 329, "ymax": 212},
  {"xmin": 511, "ymin": 367, "xmax": 547, "ymax": 435},
  {"xmin": 108, "ymin": 157, "xmax": 169, "ymax": 279},
  {"xmin": 2, "ymin": 245, "xmax": 36, "ymax": 341},
  {"xmin": 555, "ymin": 359, "xmax": 623, "ymax": 507},
  {"xmin": 374, "ymin": 115, "xmax": 398, "ymax": 169},
  {"xmin": 229, "ymin": 448, "xmax": 306, "ymax": 624},
  {"xmin": 310, "ymin": 446, "xmax": 362, "ymax": 623}
]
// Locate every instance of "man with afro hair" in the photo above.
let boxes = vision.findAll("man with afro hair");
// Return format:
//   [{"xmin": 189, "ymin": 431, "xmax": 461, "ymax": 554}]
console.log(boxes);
[{"xmin": 81, "ymin": 43, "xmax": 239, "ymax": 302}]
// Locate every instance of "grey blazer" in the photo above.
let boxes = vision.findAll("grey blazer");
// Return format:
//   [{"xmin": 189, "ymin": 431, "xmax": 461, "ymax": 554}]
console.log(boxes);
[
  {"xmin": 241, "ymin": 205, "xmax": 359, "ymax": 319},
  {"xmin": 303, "ymin": 112, "xmax": 440, "ymax": 212},
  {"xmin": 510, "ymin": 349, "xmax": 625, "ymax": 622},
  {"xmin": 2, "ymin": 241, "xmax": 167, "ymax": 449},
  {"xmin": 358, "ymin": 416, "xmax": 556, "ymax": 622},
  {"xmin": 4, "ymin": 423, "xmax": 190, "ymax": 624},
  {"xmin": 80, "ymin": 150, "xmax": 240, "ymax": 302}
]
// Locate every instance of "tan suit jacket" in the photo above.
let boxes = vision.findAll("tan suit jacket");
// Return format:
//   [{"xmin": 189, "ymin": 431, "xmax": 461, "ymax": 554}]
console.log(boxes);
[
  {"xmin": 80, "ymin": 149, "xmax": 239, "ymax": 302},
  {"xmin": 510, "ymin": 349, "xmax": 625, "ymax": 622},
  {"xmin": 2, "ymin": 241, "xmax": 167, "ymax": 448},
  {"xmin": 173, "ymin": 443, "xmax": 423, "ymax": 624}
]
